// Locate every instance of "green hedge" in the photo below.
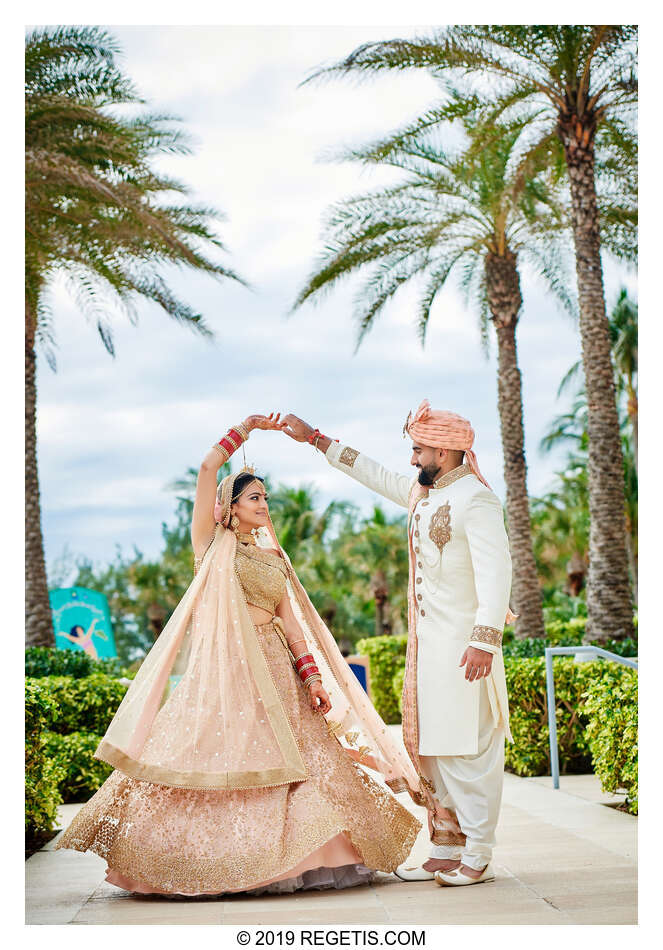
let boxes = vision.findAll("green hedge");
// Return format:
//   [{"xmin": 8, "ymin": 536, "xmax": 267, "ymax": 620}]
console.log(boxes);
[
  {"xmin": 359, "ymin": 626, "xmax": 638, "ymax": 715},
  {"xmin": 25, "ymin": 680, "xmax": 64, "ymax": 841},
  {"xmin": 43, "ymin": 732, "xmax": 112, "ymax": 802},
  {"xmin": 25, "ymin": 646, "xmax": 129, "ymax": 679},
  {"xmin": 36, "ymin": 674, "xmax": 128, "ymax": 735},
  {"xmin": 392, "ymin": 666, "xmax": 406, "ymax": 716},
  {"xmin": 26, "ymin": 671, "xmax": 128, "ymax": 828},
  {"xmin": 503, "ymin": 657, "xmax": 605, "ymax": 775},
  {"xmin": 502, "ymin": 635, "xmax": 638, "ymax": 659},
  {"xmin": 356, "ymin": 635, "xmax": 407, "ymax": 724},
  {"xmin": 357, "ymin": 637, "xmax": 637, "ymax": 792},
  {"xmin": 584, "ymin": 667, "xmax": 638, "ymax": 814}
]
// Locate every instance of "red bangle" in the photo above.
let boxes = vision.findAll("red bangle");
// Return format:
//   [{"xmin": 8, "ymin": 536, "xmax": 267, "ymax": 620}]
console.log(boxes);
[
  {"xmin": 306, "ymin": 428, "xmax": 340, "ymax": 446},
  {"xmin": 295, "ymin": 653, "xmax": 315, "ymax": 671},
  {"xmin": 216, "ymin": 426, "xmax": 246, "ymax": 455}
]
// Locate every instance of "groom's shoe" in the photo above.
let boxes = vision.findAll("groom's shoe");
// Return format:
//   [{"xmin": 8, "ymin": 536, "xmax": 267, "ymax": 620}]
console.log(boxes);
[
  {"xmin": 394, "ymin": 865, "xmax": 435, "ymax": 881},
  {"xmin": 435, "ymin": 863, "xmax": 495, "ymax": 886},
  {"xmin": 395, "ymin": 857, "xmax": 461, "ymax": 882}
]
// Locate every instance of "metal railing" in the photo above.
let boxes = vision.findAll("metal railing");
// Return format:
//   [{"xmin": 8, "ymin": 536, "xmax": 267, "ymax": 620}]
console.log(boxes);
[{"xmin": 545, "ymin": 645, "xmax": 638, "ymax": 789}]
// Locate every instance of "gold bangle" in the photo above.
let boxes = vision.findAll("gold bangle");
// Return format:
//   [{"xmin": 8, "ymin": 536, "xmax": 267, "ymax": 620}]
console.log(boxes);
[
  {"xmin": 298, "ymin": 661, "xmax": 318, "ymax": 675},
  {"xmin": 235, "ymin": 422, "xmax": 250, "ymax": 441},
  {"xmin": 303, "ymin": 673, "xmax": 322, "ymax": 688},
  {"xmin": 212, "ymin": 443, "xmax": 230, "ymax": 461}
]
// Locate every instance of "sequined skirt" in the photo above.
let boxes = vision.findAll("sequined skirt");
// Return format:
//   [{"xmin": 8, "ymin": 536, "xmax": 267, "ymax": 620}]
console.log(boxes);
[{"xmin": 56, "ymin": 619, "xmax": 420, "ymax": 895}]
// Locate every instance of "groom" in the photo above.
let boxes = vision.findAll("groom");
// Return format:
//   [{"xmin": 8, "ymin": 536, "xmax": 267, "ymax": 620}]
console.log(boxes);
[{"xmin": 280, "ymin": 402, "xmax": 513, "ymax": 887}]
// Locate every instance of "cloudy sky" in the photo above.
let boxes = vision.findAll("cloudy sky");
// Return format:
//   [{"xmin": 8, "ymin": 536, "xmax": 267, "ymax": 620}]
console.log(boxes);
[{"xmin": 36, "ymin": 24, "xmax": 637, "ymax": 579}]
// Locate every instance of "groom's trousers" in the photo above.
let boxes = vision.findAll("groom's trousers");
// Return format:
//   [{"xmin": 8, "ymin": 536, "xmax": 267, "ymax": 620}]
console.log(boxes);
[{"xmin": 420, "ymin": 677, "xmax": 505, "ymax": 870}]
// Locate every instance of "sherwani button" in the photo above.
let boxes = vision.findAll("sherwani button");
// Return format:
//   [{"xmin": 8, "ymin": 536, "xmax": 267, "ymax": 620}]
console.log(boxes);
[
  {"xmin": 414, "ymin": 531, "xmax": 420, "ymax": 537},
  {"xmin": 417, "ymin": 594, "xmax": 422, "ymax": 601},
  {"xmin": 420, "ymin": 609, "xmax": 425, "ymax": 616},
  {"xmin": 418, "ymin": 562, "xmax": 422, "ymax": 568},
  {"xmin": 416, "ymin": 577, "xmax": 422, "ymax": 584}
]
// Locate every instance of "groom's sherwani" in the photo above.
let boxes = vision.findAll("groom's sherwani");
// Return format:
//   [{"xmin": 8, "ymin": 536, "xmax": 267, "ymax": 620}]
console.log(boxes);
[{"xmin": 325, "ymin": 441, "xmax": 513, "ymax": 869}]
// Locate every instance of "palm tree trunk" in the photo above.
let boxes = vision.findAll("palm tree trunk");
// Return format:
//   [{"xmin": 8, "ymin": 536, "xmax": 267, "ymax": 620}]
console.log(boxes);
[
  {"xmin": 25, "ymin": 303, "xmax": 54, "ymax": 646},
  {"xmin": 485, "ymin": 250, "xmax": 545, "ymax": 639},
  {"xmin": 560, "ymin": 133, "xmax": 634, "ymax": 640}
]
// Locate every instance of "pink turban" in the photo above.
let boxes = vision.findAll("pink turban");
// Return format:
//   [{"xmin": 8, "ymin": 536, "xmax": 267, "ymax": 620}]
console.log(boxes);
[{"xmin": 405, "ymin": 399, "xmax": 492, "ymax": 490}]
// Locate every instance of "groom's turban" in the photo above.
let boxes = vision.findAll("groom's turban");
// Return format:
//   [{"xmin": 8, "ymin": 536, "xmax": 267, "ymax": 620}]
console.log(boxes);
[{"xmin": 404, "ymin": 399, "xmax": 491, "ymax": 490}]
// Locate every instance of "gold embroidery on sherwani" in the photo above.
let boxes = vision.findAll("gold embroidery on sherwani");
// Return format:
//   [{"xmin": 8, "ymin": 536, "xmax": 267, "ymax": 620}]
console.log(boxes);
[
  {"xmin": 339, "ymin": 446, "xmax": 360, "ymax": 468},
  {"xmin": 429, "ymin": 502, "xmax": 452, "ymax": 554},
  {"xmin": 432, "ymin": 462, "xmax": 472, "ymax": 490},
  {"xmin": 471, "ymin": 625, "xmax": 503, "ymax": 648}
]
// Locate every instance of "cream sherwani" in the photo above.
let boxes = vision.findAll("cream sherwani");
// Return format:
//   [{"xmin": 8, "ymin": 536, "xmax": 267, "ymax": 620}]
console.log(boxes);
[{"xmin": 325, "ymin": 442, "xmax": 513, "ymax": 868}]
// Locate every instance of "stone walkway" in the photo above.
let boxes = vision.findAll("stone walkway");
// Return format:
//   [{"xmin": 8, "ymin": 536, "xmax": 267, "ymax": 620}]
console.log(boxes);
[{"xmin": 26, "ymin": 766, "xmax": 636, "ymax": 925}]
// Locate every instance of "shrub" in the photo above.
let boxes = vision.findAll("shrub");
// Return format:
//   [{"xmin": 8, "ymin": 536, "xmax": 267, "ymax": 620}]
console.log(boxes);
[
  {"xmin": 25, "ymin": 646, "xmax": 129, "ymax": 679},
  {"xmin": 503, "ymin": 657, "xmax": 631, "ymax": 776},
  {"xmin": 356, "ymin": 635, "xmax": 407, "ymax": 724},
  {"xmin": 542, "ymin": 591, "xmax": 587, "ymax": 624},
  {"xmin": 502, "ymin": 634, "xmax": 638, "ymax": 659},
  {"xmin": 545, "ymin": 616, "xmax": 588, "ymax": 643},
  {"xmin": 25, "ymin": 680, "xmax": 64, "ymax": 841},
  {"xmin": 392, "ymin": 666, "xmax": 405, "ymax": 716},
  {"xmin": 43, "ymin": 732, "xmax": 112, "ymax": 801},
  {"xmin": 583, "ymin": 667, "xmax": 638, "ymax": 814},
  {"xmin": 37, "ymin": 674, "xmax": 128, "ymax": 735}
]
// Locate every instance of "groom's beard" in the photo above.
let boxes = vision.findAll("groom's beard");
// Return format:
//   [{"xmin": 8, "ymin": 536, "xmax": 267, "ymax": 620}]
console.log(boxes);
[{"xmin": 417, "ymin": 463, "xmax": 442, "ymax": 486}]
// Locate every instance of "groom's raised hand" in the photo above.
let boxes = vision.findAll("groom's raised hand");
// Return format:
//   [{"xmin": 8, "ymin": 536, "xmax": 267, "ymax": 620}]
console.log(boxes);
[
  {"xmin": 280, "ymin": 414, "xmax": 313, "ymax": 442},
  {"xmin": 281, "ymin": 415, "xmax": 334, "ymax": 453}
]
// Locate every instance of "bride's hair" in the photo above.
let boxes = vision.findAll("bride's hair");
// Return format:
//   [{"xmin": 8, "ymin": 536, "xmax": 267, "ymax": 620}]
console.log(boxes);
[{"xmin": 230, "ymin": 473, "xmax": 265, "ymax": 503}]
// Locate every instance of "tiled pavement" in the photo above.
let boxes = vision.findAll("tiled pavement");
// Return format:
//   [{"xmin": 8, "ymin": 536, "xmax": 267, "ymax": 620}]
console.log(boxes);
[{"xmin": 26, "ymin": 764, "xmax": 636, "ymax": 926}]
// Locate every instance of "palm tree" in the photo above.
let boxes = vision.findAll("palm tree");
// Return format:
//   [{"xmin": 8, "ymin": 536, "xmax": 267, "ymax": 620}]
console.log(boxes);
[
  {"xmin": 610, "ymin": 289, "xmax": 638, "ymax": 469},
  {"xmin": 548, "ymin": 287, "xmax": 637, "ymax": 466},
  {"xmin": 307, "ymin": 24, "xmax": 637, "ymax": 640},
  {"xmin": 539, "ymin": 291, "xmax": 638, "ymax": 611},
  {"xmin": 294, "ymin": 118, "xmax": 577, "ymax": 638},
  {"xmin": 269, "ymin": 484, "xmax": 348, "ymax": 565},
  {"xmin": 530, "ymin": 454, "xmax": 590, "ymax": 594},
  {"xmin": 25, "ymin": 28, "xmax": 243, "ymax": 646}
]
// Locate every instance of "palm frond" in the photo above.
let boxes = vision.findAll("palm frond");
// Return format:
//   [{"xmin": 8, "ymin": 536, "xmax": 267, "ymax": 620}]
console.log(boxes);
[{"xmin": 26, "ymin": 26, "xmax": 244, "ymax": 356}]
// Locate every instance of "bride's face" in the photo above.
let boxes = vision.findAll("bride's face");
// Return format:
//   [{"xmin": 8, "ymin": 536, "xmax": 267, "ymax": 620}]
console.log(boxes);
[{"xmin": 232, "ymin": 482, "xmax": 270, "ymax": 532}]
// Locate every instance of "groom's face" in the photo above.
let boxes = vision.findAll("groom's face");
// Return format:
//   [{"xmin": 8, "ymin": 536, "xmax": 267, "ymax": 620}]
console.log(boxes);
[{"xmin": 410, "ymin": 443, "xmax": 443, "ymax": 485}]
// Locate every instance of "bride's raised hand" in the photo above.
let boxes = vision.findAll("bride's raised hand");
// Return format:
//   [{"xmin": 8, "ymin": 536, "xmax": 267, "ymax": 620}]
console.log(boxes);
[{"xmin": 244, "ymin": 412, "xmax": 288, "ymax": 433}]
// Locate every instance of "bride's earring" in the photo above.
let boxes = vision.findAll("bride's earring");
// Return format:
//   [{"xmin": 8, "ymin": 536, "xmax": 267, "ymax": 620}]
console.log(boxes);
[{"xmin": 230, "ymin": 514, "xmax": 240, "ymax": 532}]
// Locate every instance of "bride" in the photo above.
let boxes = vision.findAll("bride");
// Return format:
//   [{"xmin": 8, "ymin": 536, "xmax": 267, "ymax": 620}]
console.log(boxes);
[{"xmin": 57, "ymin": 413, "xmax": 421, "ymax": 896}]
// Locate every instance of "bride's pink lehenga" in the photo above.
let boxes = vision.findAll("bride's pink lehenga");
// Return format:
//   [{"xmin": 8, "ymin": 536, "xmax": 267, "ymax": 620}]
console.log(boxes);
[{"xmin": 57, "ymin": 473, "xmax": 421, "ymax": 896}]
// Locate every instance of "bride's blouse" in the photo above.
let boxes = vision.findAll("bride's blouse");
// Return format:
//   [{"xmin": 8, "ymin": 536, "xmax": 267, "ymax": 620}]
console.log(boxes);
[{"xmin": 235, "ymin": 543, "xmax": 287, "ymax": 616}]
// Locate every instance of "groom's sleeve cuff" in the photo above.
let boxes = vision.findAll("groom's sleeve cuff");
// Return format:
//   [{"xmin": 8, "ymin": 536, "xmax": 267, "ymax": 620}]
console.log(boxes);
[{"xmin": 468, "ymin": 624, "xmax": 502, "ymax": 655}]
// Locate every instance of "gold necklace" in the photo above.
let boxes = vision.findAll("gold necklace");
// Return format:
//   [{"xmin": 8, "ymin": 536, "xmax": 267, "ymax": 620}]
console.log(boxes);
[{"xmin": 236, "ymin": 531, "xmax": 257, "ymax": 546}]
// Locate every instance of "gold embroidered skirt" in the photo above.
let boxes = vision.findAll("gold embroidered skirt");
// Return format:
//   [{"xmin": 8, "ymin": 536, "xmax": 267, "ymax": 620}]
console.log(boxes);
[{"xmin": 56, "ymin": 620, "xmax": 420, "ymax": 895}]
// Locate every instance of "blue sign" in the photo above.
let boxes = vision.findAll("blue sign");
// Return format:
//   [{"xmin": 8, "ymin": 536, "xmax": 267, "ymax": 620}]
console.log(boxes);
[{"xmin": 49, "ymin": 586, "xmax": 117, "ymax": 660}]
